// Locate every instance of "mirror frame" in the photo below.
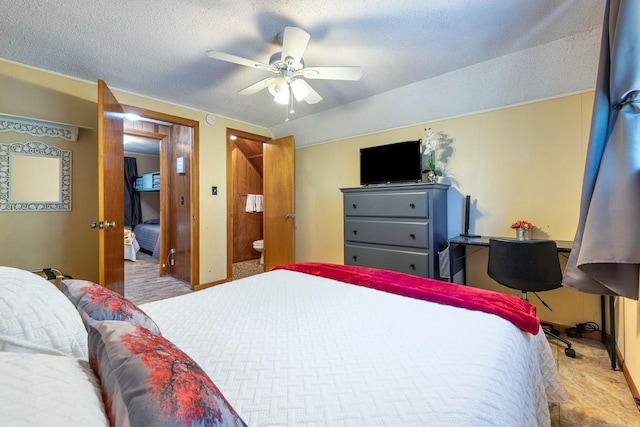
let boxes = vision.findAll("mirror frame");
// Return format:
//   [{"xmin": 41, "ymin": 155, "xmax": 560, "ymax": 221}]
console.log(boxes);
[{"xmin": 0, "ymin": 141, "xmax": 71, "ymax": 211}]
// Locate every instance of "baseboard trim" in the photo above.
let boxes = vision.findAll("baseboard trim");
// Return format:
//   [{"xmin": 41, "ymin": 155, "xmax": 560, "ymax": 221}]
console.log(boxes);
[{"xmin": 616, "ymin": 346, "xmax": 640, "ymax": 405}]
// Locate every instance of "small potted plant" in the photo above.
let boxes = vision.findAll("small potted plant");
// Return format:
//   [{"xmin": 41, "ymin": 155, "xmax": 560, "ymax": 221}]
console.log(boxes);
[{"xmin": 510, "ymin": 220, "xmax": 534, "ymax": 240}]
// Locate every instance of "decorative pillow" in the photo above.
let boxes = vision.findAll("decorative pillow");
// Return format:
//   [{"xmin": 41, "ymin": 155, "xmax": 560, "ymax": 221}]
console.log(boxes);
[
  {"xmin": 0, "ymin": 352, "xmax": 108, "ymax": 427},
  {"xmin": 0, "ymin": 266, "xmax": 88, "ymax": 359},
  {"xmin": 60, "ymin": 279, "xmax": 161, "ymax": 335},
  {"xmin": 88, "ymin": 321, "xmax": 246, "ymax": 427}
]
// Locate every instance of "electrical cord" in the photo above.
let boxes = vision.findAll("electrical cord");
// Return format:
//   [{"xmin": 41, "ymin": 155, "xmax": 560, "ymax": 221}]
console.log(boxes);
[{"xmin": 566, "ymin": 321, "xmax": 600, "ymax": 338}]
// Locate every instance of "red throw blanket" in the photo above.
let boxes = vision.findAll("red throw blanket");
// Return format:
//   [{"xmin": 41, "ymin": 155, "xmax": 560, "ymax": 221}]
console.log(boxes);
[{"xmin": 272, "ymin": 262, "xmax": 540, "ymax": 334}]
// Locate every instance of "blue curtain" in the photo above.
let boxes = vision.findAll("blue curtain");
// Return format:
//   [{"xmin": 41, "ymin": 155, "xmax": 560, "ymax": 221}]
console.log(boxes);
[
  {"xmin": 124, "ymin": 157, "xmax": 142, "ymax": 228},
  {"xmin": 563, "ymin": 0, "xmax": 640, "ymax": 300}
]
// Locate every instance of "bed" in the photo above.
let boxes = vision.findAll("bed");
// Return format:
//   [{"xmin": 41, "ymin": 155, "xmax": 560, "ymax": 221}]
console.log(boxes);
[
  {"xmin": 0, "ymin": 263, "xmax": 566, "ymax": 427},
  {"xmin": 133, "ymin": 220, "xmax": 160, "ymax": 259}
]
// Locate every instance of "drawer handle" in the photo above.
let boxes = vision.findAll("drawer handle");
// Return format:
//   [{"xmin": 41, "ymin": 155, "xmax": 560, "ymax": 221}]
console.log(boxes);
[
  {"xmin": 409, "ymin": 263, "xmax": 416, "ymax": 270},
  {"xmin": 352, "ymin": 203, "xmax": 357, "ymax": 209},
  {"xmin": 352, "ymin": 255, "xmax": 358, "ymax": 261},
  {"xmin": 409, "ymin": 203, "xmax": 415, "ymax": 209},
  {"xmin": 352, "ymin": 230, "xmax": 358, "ymax": 235},
  {"xmin": 410, "ymin": 233, "xmax": 416, "ymax": 240}
]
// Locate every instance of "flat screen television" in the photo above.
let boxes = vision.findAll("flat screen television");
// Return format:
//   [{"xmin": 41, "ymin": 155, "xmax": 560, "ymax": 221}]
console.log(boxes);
[{"xmin": 360, "ymin": 140, "xmax": 422, "ymax": 185}]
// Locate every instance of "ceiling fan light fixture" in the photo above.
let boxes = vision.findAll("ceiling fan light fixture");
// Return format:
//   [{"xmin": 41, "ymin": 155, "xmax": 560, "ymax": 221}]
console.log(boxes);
[
  {"xmin": 274, "ymin": 92, "xmax": 289, "ymax": 105},
  {"xmin": 268, "ymin": 77, "xmax": 290, "ymax": 104},
  {"xmin": 290, "ymin": 79, "xmax": 310, "ymax": 101},
  {"xmin": 206, "ymin": 26, "xmax": 361, "ymax": 110}
]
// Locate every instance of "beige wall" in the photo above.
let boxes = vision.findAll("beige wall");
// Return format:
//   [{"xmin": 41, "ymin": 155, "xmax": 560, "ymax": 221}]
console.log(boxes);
[
  {"xmin": 1, "ymin": 58, "xmax": 637, "ymax": 396},
  {"xmin": 294, "ymin": 92, "xmax": 639, "ymax": 391},
  {"xmin": 0, "ymin": 64, "xmax": 99, "ymax": 281},
  {"xmin": 0, "ymin": 59, "xmax": 270, "ymax": 285}
]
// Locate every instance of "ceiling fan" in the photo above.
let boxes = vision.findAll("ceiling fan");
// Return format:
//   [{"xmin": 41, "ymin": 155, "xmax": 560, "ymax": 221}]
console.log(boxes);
[{"xmin": 206, "ymin": 26, "xmax": 363, "ymax": 110}]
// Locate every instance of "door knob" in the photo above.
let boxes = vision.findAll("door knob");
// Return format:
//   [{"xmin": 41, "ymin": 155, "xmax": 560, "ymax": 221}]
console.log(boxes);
[
  {"xmin": 285, "ymin": 213, "xmax": 295, "ymax": 219},
  {"xmin": 90, "ymin": 221, "xmax": 116, "ymax": 229}
]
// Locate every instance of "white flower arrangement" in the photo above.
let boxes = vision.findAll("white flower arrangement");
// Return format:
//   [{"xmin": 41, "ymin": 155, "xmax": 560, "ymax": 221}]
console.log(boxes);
[{"xmin": 421, "ymin": 128, "xmax": 442, "ymax": 176}]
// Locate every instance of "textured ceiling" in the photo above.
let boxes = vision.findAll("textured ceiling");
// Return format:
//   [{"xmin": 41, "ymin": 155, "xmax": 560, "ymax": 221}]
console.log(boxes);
[{"xmin": 1, "ymin": 0, "xmax": 604, "ymax": 140}]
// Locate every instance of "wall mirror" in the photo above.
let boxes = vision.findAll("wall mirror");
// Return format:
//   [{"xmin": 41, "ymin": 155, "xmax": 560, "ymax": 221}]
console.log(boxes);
[{"xmin": 0, "ymin": 141, "xmax": 71, "ymax": 211}]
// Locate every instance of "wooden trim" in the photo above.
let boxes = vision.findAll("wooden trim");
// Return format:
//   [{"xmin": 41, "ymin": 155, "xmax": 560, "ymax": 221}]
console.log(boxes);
[
  {"xmin": 121, "ymin": 105, "xmax": 196, "ymax": 128},
  {"xmin": 159, "ymin": 136, "xmax": 169, "ymax": 277},
  {"xmin": 122, "ymin": 104, "xmax": 199, "ymax": 290},
  {"xmin": 124, "ymin": 129, "xmax": 165, "ymax": 140},
  {"xmin": 190, "ymin": 122, "xmax": 200, "ymax": 289},
  {"xmin": 226, "ymin": 128, "xmax": 271, "ymax": 280},
  {"xmin": 193, "ymin": 278, "xmax": 231, "ymax": 292},
  {"xmin": 226, "ymin": 130, "xmax": 233, "ymax": 280},
  {"xmin": 616, "ymin": 346, "xmax": 640, "ymax": 402}
]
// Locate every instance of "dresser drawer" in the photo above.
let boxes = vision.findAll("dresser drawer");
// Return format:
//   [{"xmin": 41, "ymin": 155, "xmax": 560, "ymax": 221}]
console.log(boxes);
[
  {"xmin": 345, "ymin": 219, "xmax": 429, "ymax": 248},
  {"xmin": 345, "ymin": 244, "xmax": 430, "ymax": 277},
  {"xmin": 344, "ymin": 191, "xmax": 429, "ymax": 218}
]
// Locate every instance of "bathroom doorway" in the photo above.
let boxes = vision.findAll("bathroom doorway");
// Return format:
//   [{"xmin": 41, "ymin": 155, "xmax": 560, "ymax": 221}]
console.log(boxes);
[{"xmin": 228, "ymin": 129, "xmax": 269, "ymax": 279}]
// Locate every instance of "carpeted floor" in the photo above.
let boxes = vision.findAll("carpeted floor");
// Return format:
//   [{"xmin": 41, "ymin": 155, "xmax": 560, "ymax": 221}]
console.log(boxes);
[{"xmin": 232, "ymin": 258, "xmax": 264, "ymax": 280}]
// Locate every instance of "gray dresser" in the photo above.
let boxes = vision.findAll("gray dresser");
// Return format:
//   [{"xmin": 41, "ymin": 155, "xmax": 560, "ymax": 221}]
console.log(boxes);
[{"xmin": 340, "ymin": 183, "xmax": 449, "ymax": 279}]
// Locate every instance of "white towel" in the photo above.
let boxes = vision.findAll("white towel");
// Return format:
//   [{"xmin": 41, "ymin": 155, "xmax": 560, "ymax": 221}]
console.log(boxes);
[
  {"xmin": 245, "ymin": 194, "xmax": 256, "ymax": 213},
  {"xmin": 255, "ymin": 194, "xmax": 263, "ymax": 212}
]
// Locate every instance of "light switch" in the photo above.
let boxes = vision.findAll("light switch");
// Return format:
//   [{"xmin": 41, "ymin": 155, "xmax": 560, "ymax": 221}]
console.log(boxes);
[{"xmin": 212, "ymin": 186, "xmax": 217, "ymax": 195}]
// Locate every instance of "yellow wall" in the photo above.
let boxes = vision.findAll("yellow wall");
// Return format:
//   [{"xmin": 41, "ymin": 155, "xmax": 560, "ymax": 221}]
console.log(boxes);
[
  {"xmin": 0, "ymin": 59, "xmax": 270, "ymax": 284},
  {"xmin": 294, "ymin": 92, "xmax": 639, "ymax": 391},
  {"xmin": 1, "ymin": 58, "xmax": 637, "ymax": 396}
]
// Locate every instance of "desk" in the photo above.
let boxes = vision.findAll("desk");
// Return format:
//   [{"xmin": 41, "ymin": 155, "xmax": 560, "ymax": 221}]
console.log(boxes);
[
  {"xmin": 447, "ymin": 236, "xmax": 571, "ymax": 284},
  {"xmin": 447, "ymin": 235, "xmax": 616, "ymax": 370}
]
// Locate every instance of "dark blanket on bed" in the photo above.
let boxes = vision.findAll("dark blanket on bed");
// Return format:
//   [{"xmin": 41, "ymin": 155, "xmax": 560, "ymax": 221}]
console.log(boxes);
[{"xmin": 273, "ymin": 262, "xmax": 540, "ymax": 334}]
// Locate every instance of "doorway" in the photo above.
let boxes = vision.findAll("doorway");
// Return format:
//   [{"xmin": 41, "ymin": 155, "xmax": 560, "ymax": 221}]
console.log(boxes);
[
  {"xmin": 120, "ymin": 105, "xmax": 199, "ymax": 292},
  {"xmin": 228, "ymin": 129, "xmax": 270, "ymax": 279},
  {"xmin": 226, "ymin": 130, "xmax": 295, "ymax": 278}
]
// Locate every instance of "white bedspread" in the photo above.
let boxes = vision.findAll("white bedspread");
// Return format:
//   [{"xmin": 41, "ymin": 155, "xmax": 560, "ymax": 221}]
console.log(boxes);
[{"xmin": 141, "ymin": 270, "xmax": 566, "ymax": 427}]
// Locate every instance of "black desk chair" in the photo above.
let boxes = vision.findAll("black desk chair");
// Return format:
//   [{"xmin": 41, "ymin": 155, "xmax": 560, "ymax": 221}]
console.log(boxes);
[{"xmin": 487, "ymin": 238, "xmax": 575, "ymax": 357}]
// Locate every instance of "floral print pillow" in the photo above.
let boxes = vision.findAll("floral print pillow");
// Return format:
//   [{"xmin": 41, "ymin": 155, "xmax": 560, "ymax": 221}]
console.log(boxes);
[
  {"xmin": 88, "ymin": 320, "xmax": 246, "ymax": 427},
  {"xmin": 60, "ymin": 279, "xmax": 161, "ymax": 335}
]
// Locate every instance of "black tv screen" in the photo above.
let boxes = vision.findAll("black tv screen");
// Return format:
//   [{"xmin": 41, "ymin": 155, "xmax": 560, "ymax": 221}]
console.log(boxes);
[{"xmin": 360, "ymin": 140, "xmax": 422, "ymax": 185}]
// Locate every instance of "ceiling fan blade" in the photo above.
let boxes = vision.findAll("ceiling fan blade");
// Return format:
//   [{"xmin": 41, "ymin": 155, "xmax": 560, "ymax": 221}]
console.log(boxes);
[
  {"xmin": 206, "ymin": 50, "xmax": 275, "ymax": 72},
  {"xmin": 238, "ymin": 77, "xmax": 274, "ymax": 95},
  {"xmin": 299, "ymin": 66, "xmax": 363, "ymax": 81},
  {"xmin": 295, "ymin": 79, "xmax": 322, "ymax": 104},
  {"xmin": 281, "ymin": 26, "xmax": 310, "ymax": 68}
]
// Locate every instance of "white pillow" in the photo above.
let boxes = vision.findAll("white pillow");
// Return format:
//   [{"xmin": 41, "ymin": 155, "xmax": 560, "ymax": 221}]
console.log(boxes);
[
  {"xmin": 0, "ymin": 352, "xmax": 108, "ymax": 427},
  {"xmin": 0, "ymin": 266, "xmax": 88, "ymax": 359}
]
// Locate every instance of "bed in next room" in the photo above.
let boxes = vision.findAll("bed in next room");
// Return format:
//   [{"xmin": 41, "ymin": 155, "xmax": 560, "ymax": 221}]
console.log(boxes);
[
  {"xmin": 0, "ymin": 263, "xmax": 566, "ymax": 427},
  {"xmin": 133, "ymin": 219, "xmax": 160, "ymax": 259}
]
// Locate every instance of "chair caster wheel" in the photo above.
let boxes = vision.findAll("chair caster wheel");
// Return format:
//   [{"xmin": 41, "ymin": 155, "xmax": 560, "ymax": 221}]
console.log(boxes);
[{"xmin": 565, "ymin": 347, "xmax": 576, "ymax": 358}]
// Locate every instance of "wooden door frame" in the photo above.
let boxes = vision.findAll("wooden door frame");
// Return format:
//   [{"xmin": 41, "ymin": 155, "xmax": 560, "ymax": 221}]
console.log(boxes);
[
  {"xmin": 226, "ymin": 128, "xmax": 271, "ymax": 279},
  {"xmin": 122, "ymin": 105, "xmax": 200, "ymax": 289}
]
